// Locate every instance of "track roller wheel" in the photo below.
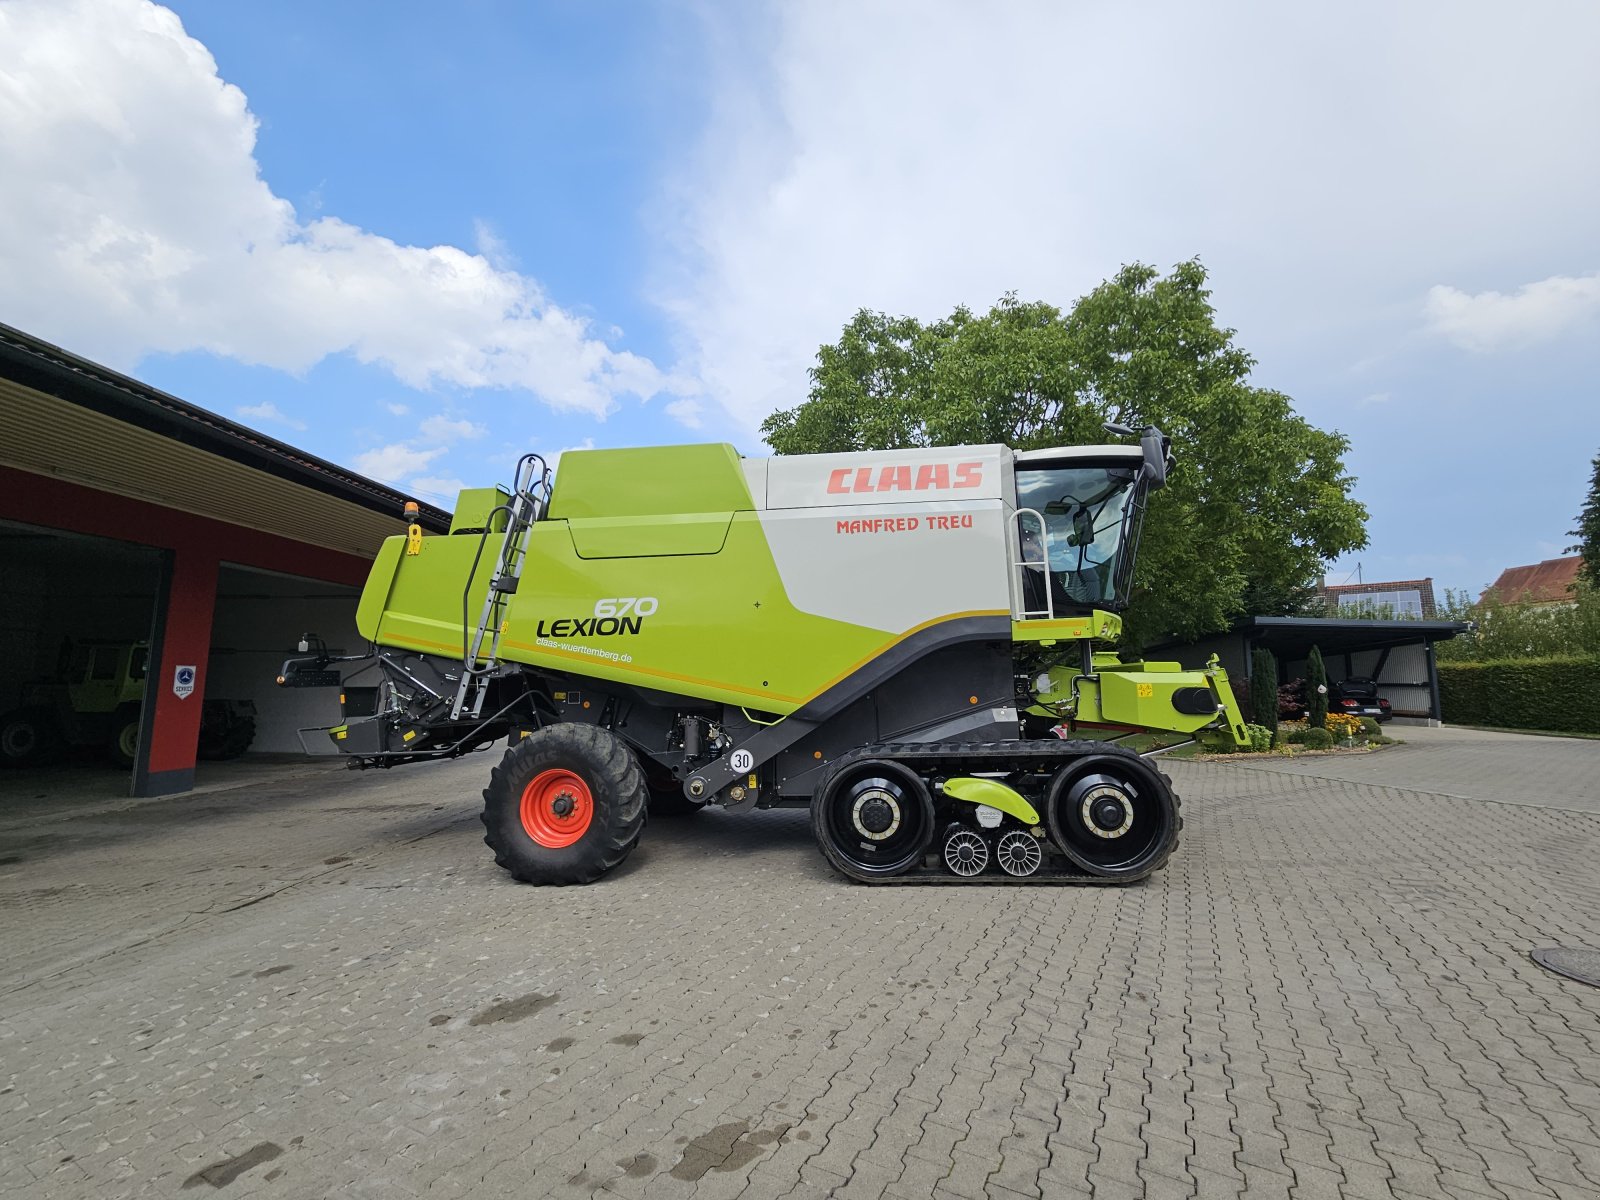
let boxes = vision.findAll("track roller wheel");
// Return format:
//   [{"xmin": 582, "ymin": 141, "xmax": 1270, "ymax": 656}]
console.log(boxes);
[
  {"xmin": 1045, "ymin": 754, "xmax": 1179, "ymax": 879},
  {"xmin": 481, "ymin": 723, "xmax": 647, "ymax": 885},
  {"xmin": 995, "ymin": 830, "xmax": 1043, "ymax": 877},
  {"xmin": 942, "ymin": 827, "xmax": 989, "ymax": 877},
  {"xmin": 812, "ymin": 759, "xmax": 934, "ymax": 882}
]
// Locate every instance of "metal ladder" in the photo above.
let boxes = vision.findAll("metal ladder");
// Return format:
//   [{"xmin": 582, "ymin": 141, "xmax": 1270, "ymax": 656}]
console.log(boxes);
[{"xmin": 451, "ymin": 453, "xmax": 552, "ymax": 720}]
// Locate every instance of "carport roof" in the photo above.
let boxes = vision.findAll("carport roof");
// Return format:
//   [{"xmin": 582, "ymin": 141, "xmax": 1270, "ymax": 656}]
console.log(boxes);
[
  {"xmin": 1239, "ymin": 616, "xmax": 1469, "ymax": 659},
  {"xmin": 0, "ymin": 322, "xmax": 451, "ymax": 557}
]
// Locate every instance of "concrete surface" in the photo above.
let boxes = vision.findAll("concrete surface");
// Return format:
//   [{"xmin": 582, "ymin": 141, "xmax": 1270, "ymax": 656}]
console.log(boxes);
[{"xmin": 1, "ymin": 730, "xmax": 1597, "ymax": 1199}]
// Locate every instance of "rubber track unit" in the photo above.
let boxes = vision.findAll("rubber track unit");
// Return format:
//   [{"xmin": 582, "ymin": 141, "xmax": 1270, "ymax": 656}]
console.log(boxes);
[{"xmin": 810, "ymin": 738, "xmax": 1181, "ymax": 885}]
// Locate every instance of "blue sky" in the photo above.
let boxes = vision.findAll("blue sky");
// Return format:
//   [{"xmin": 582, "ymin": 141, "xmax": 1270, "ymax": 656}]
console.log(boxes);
[{"xmin": 1, "ymin": 0, "xmax": 1596, "ymax": 598}]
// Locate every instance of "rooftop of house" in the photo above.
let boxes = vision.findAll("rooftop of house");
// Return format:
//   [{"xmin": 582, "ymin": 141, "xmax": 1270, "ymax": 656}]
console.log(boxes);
[
  {"xmin": 1318, "ymin": 577, "xmax": 1438, "ymax": 617},
  {"xmin": 1484, "ymin": 556, "xmax": 1582, "ymax": 606}
]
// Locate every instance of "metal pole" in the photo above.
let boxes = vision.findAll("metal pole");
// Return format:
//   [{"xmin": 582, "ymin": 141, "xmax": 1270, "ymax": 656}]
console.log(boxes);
[{"xmin": 1425, "ymin": 640, "xmax": 1442, "ymax": 724}]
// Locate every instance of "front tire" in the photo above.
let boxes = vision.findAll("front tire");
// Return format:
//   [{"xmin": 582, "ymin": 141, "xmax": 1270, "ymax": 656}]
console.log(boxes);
[
  {"xmin": 108, "ymin": 706, "xmax": 141, "ymax": 768},
  {"xmin": 481, "ymin": 723, "xmax": 648, "ymax": 885},
  {"xmin": 0, "ymin": 708, "xmax": 57, "ymax": 768}
]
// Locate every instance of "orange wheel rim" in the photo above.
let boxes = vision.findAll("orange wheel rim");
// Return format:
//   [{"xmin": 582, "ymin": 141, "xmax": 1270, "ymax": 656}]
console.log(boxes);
[{"xmin": 520, "ymin": 769, "xmax": 594, "ymax": 848}]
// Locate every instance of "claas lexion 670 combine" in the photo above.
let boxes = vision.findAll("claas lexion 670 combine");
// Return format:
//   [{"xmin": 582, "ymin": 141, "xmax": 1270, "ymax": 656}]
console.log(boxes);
[{"xmin": 279, "ymin": 423, "xmax": 1249, "ymax": 885}]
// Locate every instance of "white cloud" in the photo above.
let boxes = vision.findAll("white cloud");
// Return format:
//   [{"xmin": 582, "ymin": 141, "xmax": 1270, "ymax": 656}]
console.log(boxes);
[
  {"xmin": 665, "ymin": 397, "xmax": 705, "ymax": 429},
  {"xmin": 352, "ymin": 443, "xmax": 444, "ymax": 485},
  {"xmin": 1423, "ymin": 272, "xmax": 1600, "ymax": 352},
  {"xmin": 0, "ymin": 0, "xmax": 679, "ymax": 418},
  {"xmin": 354, "ymin": 411, "xmax": 484, "ymax": 489},
  {"xmin": 385, "ymin": 402, "xmax": 410, "ymax": 416},
  {"xmin": 418, "ymin": 414, "xmax": 486, "ymax": 443},
  {"xmin": 236, "ymin": 400, "xmax": 306, "ymax": 430},
  {"xmin": 659, "ymin": 2, "xmax": 1600, "ymax": 438},
  {"xmin": 410, "ymin": 476, "xmax": 466, "ymax": 504}
]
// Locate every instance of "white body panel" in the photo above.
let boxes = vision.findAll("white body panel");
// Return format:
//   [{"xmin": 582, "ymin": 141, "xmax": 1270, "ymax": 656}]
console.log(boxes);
[
  {"xmin": 764, "ymin": 445, "xmax": 1014, "ymax": 510},
  {"xmin": 758, "ymin": 498, "xmax": 1014, "ymax": 632}
]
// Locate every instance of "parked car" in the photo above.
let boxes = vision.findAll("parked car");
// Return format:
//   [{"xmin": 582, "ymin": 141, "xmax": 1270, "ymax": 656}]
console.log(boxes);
[{"xmin": 1330, "ymin": 677, "xmax": 1392, "ymax": 723}]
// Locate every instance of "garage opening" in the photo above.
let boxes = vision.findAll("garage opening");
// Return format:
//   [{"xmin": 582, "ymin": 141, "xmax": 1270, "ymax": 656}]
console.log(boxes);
[
  {"xmin": 0, "ymin": 520, "xmax": 163, "ymax": 794},
  {"xmin": 208, "ymin": 564, "xmax": 365, "ymax": 758}
]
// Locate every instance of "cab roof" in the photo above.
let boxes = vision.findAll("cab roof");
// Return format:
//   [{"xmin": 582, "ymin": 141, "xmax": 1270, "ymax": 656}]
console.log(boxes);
[{"xmin": 1013, "ymin": 445, "xmax": 1144, "ymax": 466}]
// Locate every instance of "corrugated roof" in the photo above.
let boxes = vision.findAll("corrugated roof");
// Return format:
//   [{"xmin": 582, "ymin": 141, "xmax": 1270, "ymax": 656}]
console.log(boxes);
[
  {"xmin": 0, "ymin": 322, "xmax": 450, "ymax": 540},
  {"xmin": 1485, "ymin": 557, "xmax": 1582, "ymax": 605}
]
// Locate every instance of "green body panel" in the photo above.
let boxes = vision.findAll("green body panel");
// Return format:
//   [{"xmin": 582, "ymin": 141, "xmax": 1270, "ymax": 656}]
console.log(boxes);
[
  {"xmin": 354, "ymin": 440, "xmax": 1249, "ymax": 749},
  {"xmin": 356, "ymin": 537, "xmax": 407, "ymax": 643},
  {"xmin": 567, "ymin": 512, "xmax": 734, "ymax": 559},
  {"xmin": 449, "ymin": 487, "xmax": 510, "ymax": 534},
  {"xmin": 357, "ymin": 451, "xmax": 904, "ymax": 712},
  {"xmin": 940, "ymin": 777, "xmax": 1042, "ymax": 826},
  {"xmin": 546, "ymin": 443, "xmax": 750, "ymax": 520},
  {"xmin": 1028, "ymin": 652, "xmax": 1250, "ymax": 747},
  {"xmin": 1010, "ymin": 610, "xmax": 1121, "ymax": 644}
]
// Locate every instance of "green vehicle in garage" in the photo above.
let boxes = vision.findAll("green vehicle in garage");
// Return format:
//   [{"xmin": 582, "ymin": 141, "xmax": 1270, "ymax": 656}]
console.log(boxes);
[
  {"xmin": 281, "ymin": 425, "xmax": 1249, "ymax": 885},
  {"xmin": 0, "ymin": 640, "xmax": 256, "ymax": 768}
]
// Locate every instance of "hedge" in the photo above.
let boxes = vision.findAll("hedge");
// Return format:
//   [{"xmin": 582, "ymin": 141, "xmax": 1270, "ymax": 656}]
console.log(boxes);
[{"xmin": 1438, "ymin": 656, "xmax": 1600, "ymax": 734}]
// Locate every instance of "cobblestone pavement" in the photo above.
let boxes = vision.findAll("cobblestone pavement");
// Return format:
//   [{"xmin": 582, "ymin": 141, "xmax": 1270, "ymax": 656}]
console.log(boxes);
[{"xmin": 1, "ymin": 731, "xmax": 1597, "ymax": 1200}]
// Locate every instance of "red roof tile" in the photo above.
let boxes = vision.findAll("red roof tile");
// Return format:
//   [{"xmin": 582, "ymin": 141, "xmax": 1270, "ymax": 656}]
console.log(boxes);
[{"xmin": 1485, "ymin": 557, "xmax": 1582, "ymax": 605}]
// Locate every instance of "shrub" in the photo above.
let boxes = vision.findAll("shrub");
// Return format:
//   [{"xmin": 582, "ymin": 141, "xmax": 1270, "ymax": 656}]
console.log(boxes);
[
  {"xmin": 1324, "ymin": 712, "xmax": 1364, "ymax": 741},
  {"xmin": 1249, "ymin": 650, "xmax": 1279, "ymax": 732},
  {"xmin": 1278, "ymin": 677, "xmax": 1306, "ymax": 719},
  {"xmin": 1244, "ymin": 723, "xmax": 1274, "ymax": 753},
  {"xmin": 1358, "ymin": 716, "xmax": 1382, "ymax": 737},
  {"xmin": 1307, "ymin": 646, "xmax": 1328, "ymax": 729},
  {"xmin": 1438, "ymin": 655, "xmax": 1600, "ymax": 734},
  {"xmin": 1287, "ymin": 727, "xmax": 1335, "ymax": 749}
]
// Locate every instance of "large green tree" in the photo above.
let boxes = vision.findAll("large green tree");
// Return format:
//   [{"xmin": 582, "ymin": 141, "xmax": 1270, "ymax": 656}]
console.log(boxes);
[
  {"xmin": 762, "ymin": 261, "xmax": 1368, "ymax": 645},
  {"xmin": 1569, "ymin": 449, "xmax": 1600, "ymax": 589}
]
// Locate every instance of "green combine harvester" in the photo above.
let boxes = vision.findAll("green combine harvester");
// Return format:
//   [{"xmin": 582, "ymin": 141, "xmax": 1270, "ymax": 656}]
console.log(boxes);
[{"xmin": 280, "ymin": 423, "xmax": 1248, "ymax": 885}]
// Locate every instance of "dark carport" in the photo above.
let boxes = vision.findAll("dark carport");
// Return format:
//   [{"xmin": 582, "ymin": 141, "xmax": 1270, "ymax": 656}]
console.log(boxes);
[{"xmin": 1158, "ymin": 616, "xmax": 1470, "ymax": 723}]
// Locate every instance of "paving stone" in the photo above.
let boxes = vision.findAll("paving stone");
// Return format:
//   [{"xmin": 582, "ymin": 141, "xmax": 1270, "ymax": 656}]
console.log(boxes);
[{"xmin": 0, "ymin": 727, "xmax": 1594, "ymax": 1200}]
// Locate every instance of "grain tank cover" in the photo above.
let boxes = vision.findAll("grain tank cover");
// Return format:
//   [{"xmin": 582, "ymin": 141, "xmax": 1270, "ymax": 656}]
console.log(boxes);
[{"xmin": 545, "ymin": 443, "xmax": 752, "ymax": 520}]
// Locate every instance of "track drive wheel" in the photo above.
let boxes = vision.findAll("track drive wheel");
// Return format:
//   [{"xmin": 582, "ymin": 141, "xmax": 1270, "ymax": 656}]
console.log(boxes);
[
  {"xmin": 481, "ymin": 723, "xmax": 648, "ymax": 885},
  {"xmin": 812, "ymin": 759, "xmax": 935, "ymax": 882},
  {"xmin": 1044, "ymin": 753, "xmax": 1180, "ymax": 880}
]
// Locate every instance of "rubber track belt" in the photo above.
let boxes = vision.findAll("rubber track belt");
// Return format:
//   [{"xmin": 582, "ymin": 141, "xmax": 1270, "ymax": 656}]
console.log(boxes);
[{"xmin": 812, "ymin": 738, "xmax": 1178, "ymax": 885}]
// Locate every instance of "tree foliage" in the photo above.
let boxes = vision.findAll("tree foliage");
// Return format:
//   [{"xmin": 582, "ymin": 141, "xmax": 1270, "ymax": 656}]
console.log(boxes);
[
  {"xmin": 762, "ymin": 261, "xmax": 1368, "ymax": 646},
  {"xmin": 1434, "ymin": 584, "xmax": 1600, "ymax": 663},
  {"xmin": 1569, "ymin": 449, "xmax": 1600, "ymax": 589}
]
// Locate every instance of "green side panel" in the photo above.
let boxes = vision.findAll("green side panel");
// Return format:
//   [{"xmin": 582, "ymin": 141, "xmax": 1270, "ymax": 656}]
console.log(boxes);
[
  {"xmin": 941, "ymin": 777, "xmax": 1042, "ymax": 826},
  {"xmin": 567, "ymin": 512, "xmax": 734, "ymax": 559},
  {"xmin": 365, "ymin": 510, "xmax": 893, "ymax": 713},
  {"xmin": 449, "ymin": 487, "xmax": 510, "ymax": 534},
  {"xmin": 1011, "ymin": 609, "xmax": 1122, "ymax": 644},
  {"xmin": 356, "ymin": 536, "xmax": 407, "ymax": 642},
  {"xmin": 1028, "ymin": 657, "xmax": 1250, "ymax": 747},
  {"xmin": 546, "ymin": 444, "xmax": 752, "ymax": 520}
]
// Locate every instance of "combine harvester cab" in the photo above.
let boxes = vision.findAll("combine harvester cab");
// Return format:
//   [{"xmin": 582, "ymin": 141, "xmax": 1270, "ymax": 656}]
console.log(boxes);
[{"xmin": 280, "ymin": 426, "xmax": 1247, "ymax": 885}]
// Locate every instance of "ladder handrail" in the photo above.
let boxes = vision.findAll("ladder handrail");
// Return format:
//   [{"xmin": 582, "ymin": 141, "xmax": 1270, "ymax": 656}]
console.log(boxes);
[
  {"xmin": 1011, "ymin": 507, "xmax": 1054, "ymax": 621},
  {"xmin": 452, "ymin": 453, "xmax": 551, "ymax": 719}
]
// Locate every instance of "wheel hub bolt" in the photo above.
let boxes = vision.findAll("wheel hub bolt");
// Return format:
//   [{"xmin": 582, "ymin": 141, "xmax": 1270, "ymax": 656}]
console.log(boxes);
[
  {"xmin": 552, "ymin": 793, "xmax": 576, "ymax": 817},
  {"xmin": 1092, "ymin": 799, "xmax": 1125, "ymax": 829},
  {"xmin": 859, "ymin": 798, "xmax": 894, "ymax": 834}
]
